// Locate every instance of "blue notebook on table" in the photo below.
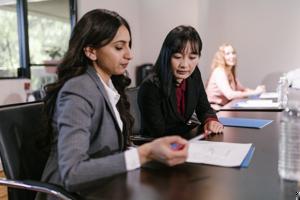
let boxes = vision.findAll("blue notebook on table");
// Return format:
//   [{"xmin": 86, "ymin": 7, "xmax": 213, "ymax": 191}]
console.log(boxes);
[{"xmin": 219, "ymin": 117, "xmax": 273, "ymax": 129}]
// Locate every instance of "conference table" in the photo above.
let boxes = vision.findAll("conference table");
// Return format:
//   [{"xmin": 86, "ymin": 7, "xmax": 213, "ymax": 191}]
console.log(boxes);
[{"xmin": 81, "ymin": 111, "xmax": 299, "ymax": 200}]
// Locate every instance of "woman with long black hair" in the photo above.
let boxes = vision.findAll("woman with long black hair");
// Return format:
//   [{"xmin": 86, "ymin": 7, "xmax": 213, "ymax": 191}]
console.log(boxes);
[{"xmin": 138, "ymin": 25, "xmax": 223, "ymax": 138}]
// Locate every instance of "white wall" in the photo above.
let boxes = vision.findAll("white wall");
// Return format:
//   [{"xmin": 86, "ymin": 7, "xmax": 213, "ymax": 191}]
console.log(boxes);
[
  {"xmin": 77, "ymin": 0, "xmax": 141, "ymax": 86},
  {"xmin": 2, "ymin": 0, "xmax": 300, "ymax": 105},
  {"xmin": 78, "ymin": 0, "xmax": 300, "ymax": 90},
  {"xmin": 139, "ymin": 0, "xmax": 201, "ymax": 63},
  {"xmin": 78, "ymin": 0, "xmax": 205, "ymax": 86},
  {"xmin": 201, "ymin": 0, "xmax": 300, "ymax": 91}
]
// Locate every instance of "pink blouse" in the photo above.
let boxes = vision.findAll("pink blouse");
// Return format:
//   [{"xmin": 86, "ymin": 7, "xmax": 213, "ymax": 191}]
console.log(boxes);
[{"xmin": 206, "ymin": 67, "xmax": 246, "ymax": 105}]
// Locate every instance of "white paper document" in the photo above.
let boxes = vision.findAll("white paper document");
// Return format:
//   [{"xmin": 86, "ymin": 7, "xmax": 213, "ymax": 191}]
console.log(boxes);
[
  {"xmin": 259, "ymin": 92, "xmax": 278, "ymax": 99},
  {"xmin": 187, "ymin": 141, "xmax": 252, "ymax": 167},
  {"xmin": 235, "ymin": 99, "xmax": 279, "ymax": 108}
]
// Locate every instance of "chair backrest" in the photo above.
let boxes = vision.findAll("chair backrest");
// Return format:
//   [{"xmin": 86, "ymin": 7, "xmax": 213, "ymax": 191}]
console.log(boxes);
[
  {"xmin": 135, "ymin": 63, "xmax": 153, "ymax": 86},
  {"xmin": 126, "ymin": 87, "xmax": 141, "ymax": 135},
  {"xmin": 0, "ymin": 101, "xmax": 49, "ymax": 199}
]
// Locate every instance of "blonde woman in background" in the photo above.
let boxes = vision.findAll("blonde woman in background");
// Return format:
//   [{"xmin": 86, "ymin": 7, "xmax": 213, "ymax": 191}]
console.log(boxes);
[{"xmin": 206, "ymin": 44, "xmax": 265, "ymax": 110}]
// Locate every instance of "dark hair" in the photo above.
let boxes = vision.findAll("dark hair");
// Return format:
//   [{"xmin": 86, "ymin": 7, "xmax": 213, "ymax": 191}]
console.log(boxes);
[
  {"xmin": 44, "ymin": 9, "xmax": 134, "ymax": 147},
  {"xmin": 154, "ymin": 25, "xmax": 202, "ymax": 97}
]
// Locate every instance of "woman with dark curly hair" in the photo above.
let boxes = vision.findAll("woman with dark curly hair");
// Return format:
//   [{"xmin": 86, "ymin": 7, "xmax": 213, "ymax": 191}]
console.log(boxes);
[{"xmin": 38, "ymin": 9, "xmax": 188, "ymax": 199}]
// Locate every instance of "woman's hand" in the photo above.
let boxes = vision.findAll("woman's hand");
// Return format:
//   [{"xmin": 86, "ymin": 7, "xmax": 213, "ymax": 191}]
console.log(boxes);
[
  {"xmin": 138, "ymin": 136, "xmax": 188, "ymax": 166},
  {"xmin": 254, "ymin": 85, "xmax": 266, "ymax": 95},
  {"xmin": 203, "ymin": 120, "xmax": 224, "ymax": 137}
]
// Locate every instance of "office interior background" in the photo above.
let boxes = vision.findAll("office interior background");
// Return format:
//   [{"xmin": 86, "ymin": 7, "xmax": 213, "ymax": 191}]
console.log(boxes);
[{"xmin": 1, "ymin": 0, "xmax": 300, "ymax": 105}]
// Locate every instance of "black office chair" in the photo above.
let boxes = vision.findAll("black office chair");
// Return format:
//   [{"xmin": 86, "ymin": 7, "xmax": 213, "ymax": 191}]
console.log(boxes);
[
  {"xmin": 126, "ymin": 87, "xmax": 153, "ymax": 145},
  {"xmin": 135, "ymin": 63, "xmax": 153, "ymax": 86},
  {"xmin": 0, "ymin": 101, "xmax": 79, "ymax": 200}
]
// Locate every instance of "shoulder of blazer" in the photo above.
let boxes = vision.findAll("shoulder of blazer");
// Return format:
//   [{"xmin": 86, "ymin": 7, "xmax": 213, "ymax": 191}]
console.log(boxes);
[
  {"xmin": 190, "ymin": 67, "xmax": 202, "ymax": 82},
  {"xmin": 139, "ymin": 72, "xmax": 167, "ymax": 101},
  {"xmin": 59, "ymin": 69, "xmax": 102, "ymax": 100},
  {"xmin": 86, "ymin": 66, "xmax": 108, "ymax": 98},
  {"xmin": 143, "ymin": 72, "xmax": 161, "ymax": 88},
  {"xmin": 85, "ymin": 67, "xmax": 120, "ymax": 122},
  {"xmin": 59, "ymin": 66, "xmax": 118, "ymax": 119}
]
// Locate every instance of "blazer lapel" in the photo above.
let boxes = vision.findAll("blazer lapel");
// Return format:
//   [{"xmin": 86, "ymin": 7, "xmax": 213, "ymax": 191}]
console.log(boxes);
[{"xmin": 86, "ymin": 66, "xmax": 124, "ymax": 148}]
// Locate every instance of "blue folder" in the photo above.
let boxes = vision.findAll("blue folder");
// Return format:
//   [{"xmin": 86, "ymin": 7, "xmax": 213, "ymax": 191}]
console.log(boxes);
[
  {"xmin": 219, "ymin": 117, "xmax": 273, "ymax": 129},
  {"xmin": 240, "ymin": 146, "xmax": 255, "ymax": 168}
]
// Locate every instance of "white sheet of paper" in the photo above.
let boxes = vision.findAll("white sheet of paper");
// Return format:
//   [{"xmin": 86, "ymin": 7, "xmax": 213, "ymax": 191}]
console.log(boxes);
[
  {"xmin": 189, "ymin": 134, "xmax": 205, "ymax": 142},
  {"xmin": 259, "ymin": 92, "xmax": 278, "ymax": 99},
  {"xmin": 236, "ymin": 99, "xmax": 279, "ymax": 108},
  {"xmin": 187, "ymin": 141, "xmax": 252, "ymax": 167}
]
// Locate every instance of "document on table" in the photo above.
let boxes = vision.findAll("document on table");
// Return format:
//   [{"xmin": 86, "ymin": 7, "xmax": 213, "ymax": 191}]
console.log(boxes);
[
  {"xmin": 259, "ymin": 92, "xmax": 278, "ymax": 99},
  {"xmin": 233, "ymin": 99, "xmax": 279, "ymax": 108},
  {"xmin": 187, "ymin": 140, "xmax": 253, "ymax": 167}
]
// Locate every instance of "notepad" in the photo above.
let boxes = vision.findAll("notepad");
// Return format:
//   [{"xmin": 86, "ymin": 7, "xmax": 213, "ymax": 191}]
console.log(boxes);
[
  {"xmin": 187, "ymin": 140, "xmax": 253, "ymax": 167},
  {"xmin": 219, "ymin": 117, "xmax": 273, "ymax": 129}
]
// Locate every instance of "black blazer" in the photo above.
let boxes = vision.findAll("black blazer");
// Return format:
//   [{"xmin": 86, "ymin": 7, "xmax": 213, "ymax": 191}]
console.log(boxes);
[{"xmin": 138, "ymin": 68, "xmax": 217, "ymax": 138}]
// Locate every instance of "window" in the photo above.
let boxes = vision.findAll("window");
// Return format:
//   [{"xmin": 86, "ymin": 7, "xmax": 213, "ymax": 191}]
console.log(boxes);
[
  {"xmin": 27, "ymin": 0, "xmax": 74, "ymax": 90},
  {"xmin": 0, "ymin": 0, "xmax": 19, "ymax": 77},
  {"xmin": 28, "ymin": 0, "xmax": 71, "ymax": 66},
  {"xmin": 0, "ymin": 0, "xmax": 76, "ymax": 85}
]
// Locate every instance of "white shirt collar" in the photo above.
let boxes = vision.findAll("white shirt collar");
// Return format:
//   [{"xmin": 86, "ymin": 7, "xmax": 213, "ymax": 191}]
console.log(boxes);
[
  {"xmin": 98, "ymin": 75, "xmax": 120, "ymax": 106},
  {"xmin": 97, "ymin": 74, "xmax": 123, "ymax": 131}
]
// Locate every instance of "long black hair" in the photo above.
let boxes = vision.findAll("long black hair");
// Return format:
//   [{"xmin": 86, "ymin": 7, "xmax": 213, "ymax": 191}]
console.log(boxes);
[
  {"xmin": 44, "ymin": 9, "xmax": 134, "ymax": 147},
  {"xmin": 154, "ymin": 25, "xmax": 202, "ymax": 97}
]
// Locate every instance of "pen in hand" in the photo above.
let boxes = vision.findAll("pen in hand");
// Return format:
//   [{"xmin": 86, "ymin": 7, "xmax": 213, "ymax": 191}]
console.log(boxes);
[{"xmin": 170, "ymin": 143, "xmax": 185, "ymax": 150}]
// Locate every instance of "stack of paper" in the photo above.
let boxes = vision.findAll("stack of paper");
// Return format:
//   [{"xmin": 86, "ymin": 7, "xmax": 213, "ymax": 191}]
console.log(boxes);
[
  {"xmin": 187, "ymin": 140, "xmax": 254, "ymax": 168},
  {"xmin": 234, "ymin": 99, "xmax": 279, "ymax": 108},
  {"xmin": 259, "ymin": 92, "xmax": 278, "ymax": 99}
]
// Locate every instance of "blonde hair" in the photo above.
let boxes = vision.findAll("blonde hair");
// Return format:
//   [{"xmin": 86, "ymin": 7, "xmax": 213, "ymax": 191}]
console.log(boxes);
[{"xmin": 210, "ymin": 43, "xmax": 237, "ymax": 85}]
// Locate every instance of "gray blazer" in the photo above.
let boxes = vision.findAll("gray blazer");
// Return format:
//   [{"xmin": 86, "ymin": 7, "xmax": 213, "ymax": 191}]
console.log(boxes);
[{"xmin": 40, "ymin": 66, "xmax": 127, "ymax": 194}]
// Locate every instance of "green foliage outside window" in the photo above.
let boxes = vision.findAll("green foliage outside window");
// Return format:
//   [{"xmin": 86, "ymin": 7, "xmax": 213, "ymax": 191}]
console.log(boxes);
[
  {"xmin": 28, "ymin": 14, "xmax": 70, "ymax": 64},
  {"xmin": 0, "ymin": 9, "xmax": 19, "ymax": 76},
  {"xmin": 0, "ymin": 7, "xmax": 70, "ymax": 76}
]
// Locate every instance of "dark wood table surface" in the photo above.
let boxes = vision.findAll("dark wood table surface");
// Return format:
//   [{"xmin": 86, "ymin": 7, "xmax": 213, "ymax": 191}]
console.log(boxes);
[{"xmin": 82, "ymin": 111, "xmax": 299, "ymax": 200}]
